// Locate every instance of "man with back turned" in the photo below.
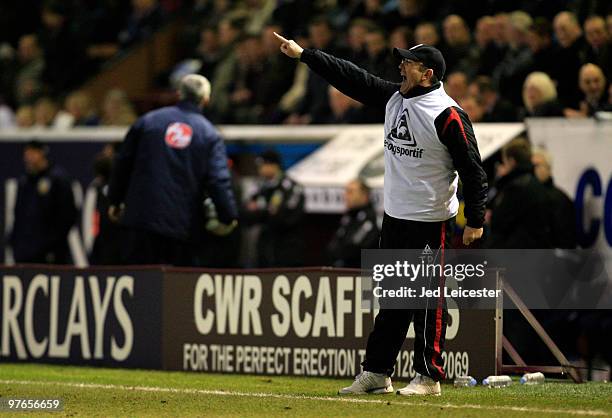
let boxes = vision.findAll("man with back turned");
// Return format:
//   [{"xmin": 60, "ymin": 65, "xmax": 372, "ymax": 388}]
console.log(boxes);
[{"xmin": 107, "ymin": 74, "xmax": 238, "ymax": 266}]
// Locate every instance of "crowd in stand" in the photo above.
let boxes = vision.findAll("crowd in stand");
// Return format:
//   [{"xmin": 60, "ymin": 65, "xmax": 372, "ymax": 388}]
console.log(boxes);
[
  {"xmin": 0, "ymin": 0, "xmax": 173, "ymax": 127},
  {"xmin": 175, "ymin": 0, "xmax": 612, "ymax": 124},
  {"xmin": 0, "ymin": 0, "xmax": 611, "ymax": 128}
]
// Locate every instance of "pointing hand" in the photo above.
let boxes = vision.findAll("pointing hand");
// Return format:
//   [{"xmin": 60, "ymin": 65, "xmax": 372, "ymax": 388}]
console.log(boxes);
[{"xmin": 273, "ymin": 32, "xmax": 304, "ymax": 59}]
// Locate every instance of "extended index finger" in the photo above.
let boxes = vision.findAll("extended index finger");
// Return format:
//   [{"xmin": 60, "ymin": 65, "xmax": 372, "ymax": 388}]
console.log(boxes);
[{"xmin": 273, "ymin": 32, "xmax": 290, "ymax": 43}]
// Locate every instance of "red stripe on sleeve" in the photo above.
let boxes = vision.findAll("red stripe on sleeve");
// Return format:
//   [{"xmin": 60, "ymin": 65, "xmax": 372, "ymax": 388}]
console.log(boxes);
[{"xmin": 442, "ymin": 107, "xmax": 468, "ymax": 145}]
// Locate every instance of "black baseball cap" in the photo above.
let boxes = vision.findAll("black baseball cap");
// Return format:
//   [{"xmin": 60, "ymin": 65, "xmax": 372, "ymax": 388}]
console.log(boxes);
[{"xmin": 393, "ymin": 44, "xmax": 446, "ymax": 80}]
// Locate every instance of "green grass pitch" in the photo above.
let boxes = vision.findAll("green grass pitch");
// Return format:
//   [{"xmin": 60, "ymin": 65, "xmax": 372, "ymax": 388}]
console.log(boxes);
[{"xmin": 0, "ymin": 364, "xmax": 611, "ymax": 417}]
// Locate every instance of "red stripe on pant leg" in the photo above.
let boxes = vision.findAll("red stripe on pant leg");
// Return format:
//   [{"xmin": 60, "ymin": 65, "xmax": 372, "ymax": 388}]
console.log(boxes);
[{"xmin": 432, "ymin": 222, "xmax": 446, "ymax": 379}]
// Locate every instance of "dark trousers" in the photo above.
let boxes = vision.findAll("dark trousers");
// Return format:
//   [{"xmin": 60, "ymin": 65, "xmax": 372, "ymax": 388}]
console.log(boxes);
[
  {"xmin": 362, "ymin": 213, "xmax": 453, "ymax": 381},
  {"xmin": 119, "ymin": 228, "xmax": 193, "ymax": 266}
]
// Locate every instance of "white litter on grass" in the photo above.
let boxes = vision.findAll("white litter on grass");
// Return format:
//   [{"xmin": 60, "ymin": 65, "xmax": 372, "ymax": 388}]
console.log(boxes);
[{"xmin": 0, "ymin": 379, "xmax": 607, "ymax": 416}]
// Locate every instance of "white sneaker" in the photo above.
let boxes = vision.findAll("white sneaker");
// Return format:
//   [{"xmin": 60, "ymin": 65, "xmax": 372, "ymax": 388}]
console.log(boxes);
[
  {"xmin": 338, "ymin": 371, "xmax": 394, "ymax": 395},
  {"xmin": 396, "ymin": 373, "xmax": 441, "ymax": 396}
]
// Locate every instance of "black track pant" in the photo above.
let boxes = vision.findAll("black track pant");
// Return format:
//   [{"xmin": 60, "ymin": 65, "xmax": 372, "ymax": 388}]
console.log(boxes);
[{"xmin": 362, "ymin": 213, "xmax": 453, "ymax": 381}]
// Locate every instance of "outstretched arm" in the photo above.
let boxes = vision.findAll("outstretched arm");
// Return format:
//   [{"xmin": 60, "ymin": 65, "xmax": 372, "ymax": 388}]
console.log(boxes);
[{"xmin": 274, "ymin": 32, "xmax": 398, "ymax": 108}]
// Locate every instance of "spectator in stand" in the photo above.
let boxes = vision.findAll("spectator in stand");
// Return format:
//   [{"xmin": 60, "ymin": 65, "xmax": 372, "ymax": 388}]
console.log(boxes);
[
  {"xmin": 258, "ymin": 23, "xmax": 297, "ymax": 122},
  {"xmin": 564, "ymin": 63, "xmax": 609, "ymax": 117},
  {"xmin": 15, "ymin": 105, "xmax": 35, "ymax": 127},
  {"xmin": 531, "ymin": 148, "xmax": 576, "ymax": 249},
  {"xmin": 346, "ymin": 18, "xmax": 374, "ymax": 68},
  {"xmin": 226, "ymin": 34, "xmax": 267, "ymax": 123},
  {"xmin": 10, "ymin": 140, "xmax": 77, "ymax": 263},
  {"xmin": 460, "ymin": 95, "xmax": 485, "ymax": 123},
  {"xmin": 242, "ymin": 0, "xmax": 276, "ymax": 35},
  {"xmin": 441, "ymin": 14, "xmax": 479, "ymax": 76},
  {"xmin": 39, "ymin": 2, "xmax": 86, "ymax": 95},
  {"xmin": 486, "ymin": 137, "xmax": 553, "ymax": 249},
  {"xmin": 389, "ymin": 26, "xmax": 413, "ymax": 50},
  {"xmin": 551, "ymin": 11, "xmax": 588, "ymax": 108},
  {"xmin": 210, "ymin": 13, "xmax": 245, "ymax": 122},
  {"xmin": 521, "ymin": 72, "xmax": 564, "ymax": 117},
  {"xmin": 13, "ymin": 34, "xmax": 45, "ymax": 106},
  {"xmin": 118, "ymin": 0, "xmax": 164, "ymax": 49},
  {"xmin": 474, "ymin": 16, "xmax": 505, "ymax": 76},
  {"xmin": 526, "ymin": 18, "xmax": 556, "ymax": 76},
  {"xmin": 55, "ymin": 91, "xmax": 100, "ymax": 128},
  {"xmin": 383, "ymin": 0, "xmax": 423, "ymax": 31},
  {"xmin": 492, "ymin": 11, "xmax": 533, "ymax": 107},
  {"xmin": 196, "ymin": 27, "xmax": 222, "ymax": 80},
  {"xmin": 77, "ymin": 0, "xmax": 128, "ymax": 70},
  {"xmin": 286, "ymin": 17, "xmax": 346, "ymax": 124},
  {"xmin": 583, "ymin": 15, "xmax": 611, "ymax": 79},
  {"xmin": 326, "ymin": 178, "xmax": 379, "ymax": 268},
  {"xmin": 275, "ymin": 32, "xmax": 310, "ymax": 119},
  {"xmin": 364, "ymin": 28, "xmax": 399, "ymax": 82},
  {"xmin": 493, "ymin": 12, "xmax": 511, "ymax": 50},
  {"xmin": 33, "ymin": 97, "xmax": 59, "ymax": 127},
  {"xmin": 349, "ymin": 0, "xmax": 385, "ymax": 29},
  {"xmin": 468, "ymin": 75, "xmax": 517, "ymax": 122},
  {"xmin": 101, "ymin": 89, "xmax": 137, "ymax": 126},
  {"xmin": 325, "ymin": 86, "xmax": 374, "ymax": 124},
  {"xmin": 444, "ymin": 71, "xmax": 468, "ymax": 103},
  {"xmin": 189, "ymin": 0, "xmax": 233, "ymax": 29},
  {"xmin": 0, "ymin": 98, "xmax": 16, "ymax": 128},
  {"xmin": 414, "ymin": 22, "xmax": 440, "ymax": 48},
  {"xmin": 67, "ymin": 90, "xmax": 99, "ymax": 126}
]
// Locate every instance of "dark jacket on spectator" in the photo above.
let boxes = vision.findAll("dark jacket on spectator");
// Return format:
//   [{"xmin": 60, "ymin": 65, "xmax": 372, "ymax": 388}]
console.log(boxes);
[
  {"xmin": 483, "ymin": 98, "xmax": 517, "ymax": 122},
  {"xmin": 584, "ymin": 90, "xmax": 610, "ymax": 116},
  {"xmin": 477, "ymin": 42, "xmax": 507, "ymax": 76},
  {"xmin": 486, "ymin": 164, "xmax": 553, "ymax": 249},
  {"xmin": 542, "ymin": 177, "xmax": 576, "ymax": 249},
  {"xmin": 492, "ymin": 45, "xmax": 533, "ymax": 106},
  {"xmin": 326, "ymin": 202, "xmax": 379, "ymax": 268},
  {"xmin": 108, "ymin": 100, "xmax": 238, "ymax": 241},
  {"xmin": 520, "ymin": 99, "xmax": 564, "ymax": 118},
  {"xmin": 242, "ymin": 175, "xmax": 305, "ymax": 267},
  {"xmin": 11, "ymin": 165, "xmax": 76, "ymax": 263},
  {"xmin": 298, "ymin": 43, "xmax": 348, "ymax": 123},
  {"xmin": 585, "ymin": 42, "xmax": 612, "ymax": 81},
  {"xmin": 549, "ymin": 36, "xmax": 588, "ymax": 108}
]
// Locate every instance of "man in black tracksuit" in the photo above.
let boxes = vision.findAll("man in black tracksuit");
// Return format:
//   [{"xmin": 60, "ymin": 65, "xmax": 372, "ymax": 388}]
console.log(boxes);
[
  {"xmin": 275, "ymin": 34, "xmax": 487, "ymax": 396},
  {"xmin": 107, "ymin": 75, "xmax": 238, "ymax": 266}
]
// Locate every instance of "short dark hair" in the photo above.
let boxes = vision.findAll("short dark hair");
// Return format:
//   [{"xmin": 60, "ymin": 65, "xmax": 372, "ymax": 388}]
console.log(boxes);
[
  {"xmin": 529, "ymin": 17, "xmax": 552, "ymax": 38},
  {"xmin": 349, "ymin": 18, "xmax": 377, "ymax": 32},
  {"xmin": 473, "ymin": 75, "xmax": 495, "ymax": 94},
  {"xmin": 25, "ymin": 140, "xmax": 48, "ymax": 151},
  {"xmin": 502, "ymin": 137, "xmax": 532, "ymax": 165},
  {"xmin": 258, "ymin": 149, "xmax": 282, "ymax": 166},
  {"xmin": 309, "ymin": 16, "xmax": 332, "ymax": 30}
]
